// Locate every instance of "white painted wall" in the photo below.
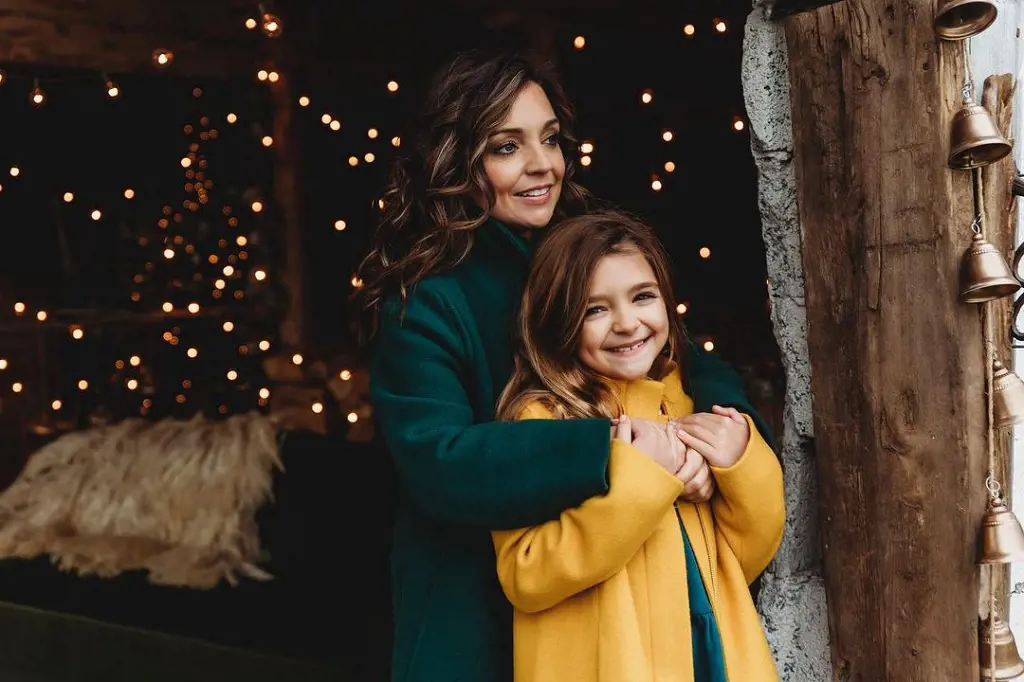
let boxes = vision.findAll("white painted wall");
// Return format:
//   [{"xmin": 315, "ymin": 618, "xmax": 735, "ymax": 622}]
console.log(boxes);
[{"xmin": 969, "ymin": 0, "xmax": 1024, "ymax": 637}]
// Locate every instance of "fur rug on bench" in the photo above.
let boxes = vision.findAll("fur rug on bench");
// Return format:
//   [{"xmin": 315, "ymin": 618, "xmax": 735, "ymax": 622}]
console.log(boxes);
[{"xmin": 0, "ymin": 411, "xmax": 282, "ymax": 589}]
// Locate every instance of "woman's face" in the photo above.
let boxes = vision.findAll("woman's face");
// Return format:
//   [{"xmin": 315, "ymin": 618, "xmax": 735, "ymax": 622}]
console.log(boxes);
[{"xmin": 481, "ymin": 82, "xmax": 565, "ymax": 232}]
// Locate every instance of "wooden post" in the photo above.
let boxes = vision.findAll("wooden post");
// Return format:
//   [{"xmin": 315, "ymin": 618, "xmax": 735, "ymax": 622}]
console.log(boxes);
[
  {"xmin": 786, "ymin": 1, "xmax": 997, "ymax": 679},
  {"xmin": 269, "ymin": 57, "xmax": 308, "ymax": 352}
]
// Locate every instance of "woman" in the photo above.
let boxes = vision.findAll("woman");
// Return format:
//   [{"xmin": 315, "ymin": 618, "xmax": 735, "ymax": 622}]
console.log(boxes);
[{"xmin": 357, "ymin": 50, "xmax": 771, "ymax": 682}]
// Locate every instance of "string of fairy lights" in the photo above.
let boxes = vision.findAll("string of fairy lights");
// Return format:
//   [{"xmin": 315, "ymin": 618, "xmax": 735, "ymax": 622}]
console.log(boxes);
[{"xmin": 0, "ymin": 7, "xmax": 749, "ymax": 430}]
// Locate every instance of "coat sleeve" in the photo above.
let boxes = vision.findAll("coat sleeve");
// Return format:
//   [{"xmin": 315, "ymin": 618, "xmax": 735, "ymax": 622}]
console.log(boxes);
[
  {"xmin": 491, "ymin": 403, "xmax": 684, "ymax": 614},
  {"xmin": 709, "ymin": 414, "xmax": 786, "ymax": 584},
  {"xmin": 370, "ymin": 285, "xmax": 612, "ymax": 530}
]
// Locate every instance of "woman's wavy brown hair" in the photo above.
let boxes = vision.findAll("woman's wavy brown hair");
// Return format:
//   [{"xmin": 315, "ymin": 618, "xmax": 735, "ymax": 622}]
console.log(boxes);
[
  {"xmin": 496, "ymin": 209, "xmax": 689, "ymax": 421},
  {"xmin": 354, "ymin": 50, "xmax": 590, "ymax": 343}
]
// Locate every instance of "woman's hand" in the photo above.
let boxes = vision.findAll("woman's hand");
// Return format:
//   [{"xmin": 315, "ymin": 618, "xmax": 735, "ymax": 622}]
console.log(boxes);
[{"xmin": 672, "ymin": 405, "xmax": 750, "ymax": 469}]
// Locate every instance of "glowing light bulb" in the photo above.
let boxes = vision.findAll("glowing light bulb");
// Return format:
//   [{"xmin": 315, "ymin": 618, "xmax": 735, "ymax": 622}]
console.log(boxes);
[
  {"xmin": 0, "ymin": 359, "xmax": 7, "ymax": 370},
  {"xmin": 71, "ymin": 327, "xmax": 84, "ymax": 340},
  {"xmin": 367, "ymin": 128, "xmax": 378, "ymax": 139},
  {"xmin": 259, "ymin": 387, "xmax": 270, "ymax": 399},
  {"xmin": 364, "ymin": 152, "xmax": 375, "ymax": 163},
  {"xmin": 641, "ymin": 89, "xmax": 654, "ymax": 104},
  {"xmin": 261, "ymin": 12, "xmax": 283, "ymax": 37},
  {"xmin": 347, "ymin": 412, "xmax": 358, "ymax": 423},
  {"xmin": 78, "ymin": 380, "xmax": 89, "ymax": 390},
  {"xmin": 391, "ymin": 136, "xmax": 401, "ymax": 147},
  {"xmin": 715, "ymin": 19, "xmax": 727, "ymax": 33},
  {"xmin": 267, "ymin": 71, "xmax": 280, "ymax": 83},
  {"xmin": 684, "ymin": 24, "xmax": 696, "ymax": 36},
  {"xmin": 312, "ymin": 402, "xmax": 324, "ymax": 414},
  {"xmin": 226, "ymin": 113, "xmax": 238, "ymax": 124},
  {"xmin": 251, "ymin": 200, "xmax": 263, "ymax": 213},
  {"xmin": 662, "ymin": 130, "xmax": 674, "ymax": 142},
  {"xmin": 12, "ymin": 382, "xmax": 22, "ymax": 393},
  {"xmin": 222, "ymin": 321, "xmax": 234, "ymax": 332},
  {"xmin": 36, "ymin": 310, "xmax": 47, "ymax": 321},
  {"xmin": 664, "ymin": 161, "xmax": 676, "ymax": 173},
  {"xmin": 162, "ymin": 302, "xmax": 173, "ymax": 312},
  {"xmin": 580, "ymin": 141, "xmax": 594, "ymax": 154},
  {"xmin": 227, "ymin": 370, "xmax": 238, "ymax": 381},
  {"xmin": 257, "ymin": 69, "xmax": 269, "ymax": 82},
  {"xmin": 321, "ymin": 113, "xmax": 332, "ymax": 125},
  {"xmin": 51, "ymin": 400, "xmax": 62, "ymax": 410},
  {"xmin": 348, "ymin": 156, "xmax": 359, "ymax": 167},
  {"xmin": 30, "ymin": 87, "xmax": 45, "ymax": 105},
  {"xmin": 153, "ymin": 49, "xmax": 174, "ymax": 67},
  {"xmin": 651, "ymin": 178, "xmax": 663, "ymax": 192},
  {"xmin": 245, "ymin": 17, "xmax": 258, "ymax": 29},
  {"xmin": 258, "ymin": 340, "xmax": 270, "ymax": 351},
  {"xmin": 298, "ymin": 95, "xmax": 310, "ymax": 107},
  {"xmin": 699, "ymin": 246, "xmax": 711, "ymax": 259},
  {"xmin": 163, "ymin": 248, "xmax": 175, "ymax": 259},
  {"xmin": 9, "ymin": 167, "xmax": 19, "ymax": 177},
  {"xmin": 91, "ymin": 209, "xmax": 102, "ymax": 221},
  {"xmin": 387, "ymin": 80, "xmax": 399, "ymax": 92},
  {"xmin": 124, "ymin": 188, "xmax": 135, "ymax": 199},
  {"xmin": 261, "ymin": 135, "xmax": 274, "ymax": 147},
  {"xmin": 63, "ymin": 192, "xmax": 74, "ymax": 202},
  {"xmin": 130, "ymin": 355, "xmax": 141, "ymax": 366},
  {"xmin": 254, "ymin": 269, "xmax": 267, "ymax": 281},
  {"xmin": 676, "ymin": 303, "xmax": 688, "ymax": 314},
  {"xmin": 334, "ymin": 220, "xmax": 347, "ymax": 231},
  {"xmin": 703, "ymin": 340, "xmax": 715, "ymax": 351},
  {"xmin": 580, "ymin": 155, "xmax": 592, "ymax": 167},
  {"xmin": 187, "ymin": 302, "xmax": 200, "ymax": 314},
  {"xmin": 330, "ymin": 119, "xmax": 341, "ymax": 131},
  {"xmin": 292, "ymin": 353, "xmax": 303, "ymax": 365},
  {"xmin": 573, "ymin": 35, "xmax": 586, "ymax": 49},
  {"xmin": 13, "ymin": 302, "xmax": 25, "ymax": 314},
  {"xmin": 732, "ymin": 117, "xmax": 746, "ymax": 132},
  {"xmin": 340, "ymin": 369, "xmax": 352, "ymax": 381},
  {"xmin": 186, "ymin": 347, "xmax": 198, "ymax": 358}
]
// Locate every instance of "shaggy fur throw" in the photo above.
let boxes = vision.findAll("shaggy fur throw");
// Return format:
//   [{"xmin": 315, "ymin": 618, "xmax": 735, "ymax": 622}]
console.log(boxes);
[{"xmin": 0, "ymin": 411, "xmax": 282, "ymax": 589}]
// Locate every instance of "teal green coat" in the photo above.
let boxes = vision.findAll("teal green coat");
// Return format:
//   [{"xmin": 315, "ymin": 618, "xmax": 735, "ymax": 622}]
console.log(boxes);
[{"xmin": 370, "ymin": 220, "xmax": 770, "ymax": 682}]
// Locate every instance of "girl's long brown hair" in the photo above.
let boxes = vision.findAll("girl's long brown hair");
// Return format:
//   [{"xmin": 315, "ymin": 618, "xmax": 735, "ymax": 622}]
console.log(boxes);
[
  {"xmin": 354, "ymin": 50, "xmax": 590, "ymax": 344},
  {"xmin": 496, "ymin": 210, "xmax": 689, "ymax": 421}
]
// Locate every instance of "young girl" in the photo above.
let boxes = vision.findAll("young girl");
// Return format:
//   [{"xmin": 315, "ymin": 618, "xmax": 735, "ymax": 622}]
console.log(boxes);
[{"xmin": 492, "ymin": 210, "xmax": 785, "ymax": 682}]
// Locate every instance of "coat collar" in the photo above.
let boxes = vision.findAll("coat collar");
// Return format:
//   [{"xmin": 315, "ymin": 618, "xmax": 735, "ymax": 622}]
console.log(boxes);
[
  {"xmin": 606, "ymin": 360, "xmax": 688, "ymax": 417},
  {"xmin": 474, "ymin": 218, "xmax": 532, "ymax": 264}
]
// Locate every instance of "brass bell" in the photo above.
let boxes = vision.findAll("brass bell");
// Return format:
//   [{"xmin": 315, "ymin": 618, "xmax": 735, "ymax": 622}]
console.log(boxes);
[
  {"xmin": 994, "ymin": 359, "xmax": 1024, "ymax": 430},
  {"xmin": 959, "ymin": 232, "xmax": 1021, "ymax": 303},
  {"xmin": 979, "ymin": 495, "xmax": 1024, "ymax": 564},
  {"xmin": 949, "ymin": 102, "xmax": 1013, "ymax": 170},
  {"xmin": 935, "ymin": 0, "xmax": 998, "ymax": 41},
  {"xmin": 980, "ymin": 615, "xmax": 1024, "ymax": 680}
]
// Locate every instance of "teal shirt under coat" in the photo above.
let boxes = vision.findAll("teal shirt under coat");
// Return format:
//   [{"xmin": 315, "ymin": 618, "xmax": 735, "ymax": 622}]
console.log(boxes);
[{"xmin": 369, "ymin": 219, "xmax": 771, "ymax": 682}]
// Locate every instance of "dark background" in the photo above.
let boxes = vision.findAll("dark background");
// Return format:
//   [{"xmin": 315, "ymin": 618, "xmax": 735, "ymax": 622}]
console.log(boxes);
[{"xmin": 0, "ymin": 1, "xmax": 782, "ymax": 680}]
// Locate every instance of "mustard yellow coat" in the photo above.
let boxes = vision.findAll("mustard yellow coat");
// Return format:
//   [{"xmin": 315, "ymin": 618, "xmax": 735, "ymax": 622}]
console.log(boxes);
[{"xmin": 491, "ymin": 368, "xmax": 785, "ymax": 682}]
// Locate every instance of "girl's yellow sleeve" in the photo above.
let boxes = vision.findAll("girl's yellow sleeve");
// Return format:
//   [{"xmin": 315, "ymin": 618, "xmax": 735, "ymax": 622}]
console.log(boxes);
[
  {"xmin": 709, "ymin": 414, "xmax": 786, "ymax": 583},
  {"xmin": 491, "ymin": 403, "xmax": 683, "ymax": 614}
]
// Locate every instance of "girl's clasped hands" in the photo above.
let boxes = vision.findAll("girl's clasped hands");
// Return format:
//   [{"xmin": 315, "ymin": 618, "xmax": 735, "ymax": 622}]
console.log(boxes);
[{"xmin": 612, "ymin": 405, "xmax": 751, "ymax": 502}]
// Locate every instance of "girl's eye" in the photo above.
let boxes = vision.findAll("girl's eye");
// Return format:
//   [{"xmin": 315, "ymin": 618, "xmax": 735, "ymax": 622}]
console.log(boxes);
[
  {"xmin": 545, "ymin": 132, "xmax": 561, "ymax": 146},
  {"xmin": 635, "ymin": 291, "xmax": 659, "ymax": 302},
  {"xmin": 584, "ymin": 305, "xmax": 605, "ymax": 317},
  {"xmin": 494, "ymin": 141, "xmax": 517, "ymax": 155}
]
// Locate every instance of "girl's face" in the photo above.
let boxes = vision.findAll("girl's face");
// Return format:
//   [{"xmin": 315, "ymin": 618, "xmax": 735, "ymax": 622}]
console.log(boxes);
[
  {"xmin": 576, "ymin": 251, "xmax": 669, "ymax": 382},
  {"xmin": 481, "ymin": 82, "xmax": 565, "ymax": 232}
]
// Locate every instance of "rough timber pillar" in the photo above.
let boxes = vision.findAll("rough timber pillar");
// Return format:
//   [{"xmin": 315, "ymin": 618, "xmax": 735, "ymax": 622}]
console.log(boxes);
[{"xmin": 784, "ymin": 1, "xmax": 991, "ymax": 679}]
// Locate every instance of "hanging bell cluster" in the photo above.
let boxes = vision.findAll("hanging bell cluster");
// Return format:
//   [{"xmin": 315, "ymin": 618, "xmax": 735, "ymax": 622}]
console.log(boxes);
[
  {"xmin": 979, "ymin": 489, "xmax": 1024, "ymax": 680},
  {"xmin": 934, "ymin": 0, "xmax": 998, "ymax": 41}
]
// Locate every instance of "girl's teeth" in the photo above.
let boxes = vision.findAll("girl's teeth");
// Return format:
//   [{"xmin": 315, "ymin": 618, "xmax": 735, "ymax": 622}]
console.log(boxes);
[{"xmin": 519, "ymin": 188, "xmax": 548, "ymax": 197}]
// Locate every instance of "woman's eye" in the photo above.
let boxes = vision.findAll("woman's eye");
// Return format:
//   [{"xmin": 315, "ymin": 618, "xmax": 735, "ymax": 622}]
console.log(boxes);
[
  {"xmin": 545, "ymin": 132, "xmax": 561, "ymax": 146},
  {"xmin": 635, "ymin": 291, "xmax": 659, "ymax": 302},
  {"xmin": 494, "ymin": 142, "xmax": 517, "ymax": 155}
]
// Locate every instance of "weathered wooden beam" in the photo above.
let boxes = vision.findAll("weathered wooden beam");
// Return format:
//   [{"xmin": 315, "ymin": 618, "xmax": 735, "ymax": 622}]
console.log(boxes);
[
  {"xmin": 0, "ymin": 0, "xmax": 258, "ymax": 78},
  {"xmin": 786, "ymin": 0, "xmax": 994, "ymax": 679},
  {"xmin": 764, "ymin": 0, "xmax": 846, "ymax": 19}
]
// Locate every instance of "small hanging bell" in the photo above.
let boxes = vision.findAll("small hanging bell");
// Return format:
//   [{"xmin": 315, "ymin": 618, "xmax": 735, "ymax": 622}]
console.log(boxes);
[
  {"xmin": 959, "ymin": 232, "xmax": 1021, "ymax": 303},
  {"xmin": 980, "ymin": 615, "xmax": 1024, "ymax": 680},
  {"xmin": 979, "ymin": 494, "xmax": 1024, "ymax": 564},
  {"xmin": 949, "ymin": 102, "xmax": 1013, "ymax": 170},
  {"xmin": 993, "ymin": 359, "xmax": 1024, "ymax": 430},
  {"xmin": 935, "ymin": 0, "xmax": 998, "ymax": 40}
]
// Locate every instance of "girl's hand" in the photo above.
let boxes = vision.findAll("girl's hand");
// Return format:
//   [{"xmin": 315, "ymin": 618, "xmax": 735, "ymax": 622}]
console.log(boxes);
[{"xmin": 673, "ymin": 406, "xmax": 750, "ymax": 469}]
